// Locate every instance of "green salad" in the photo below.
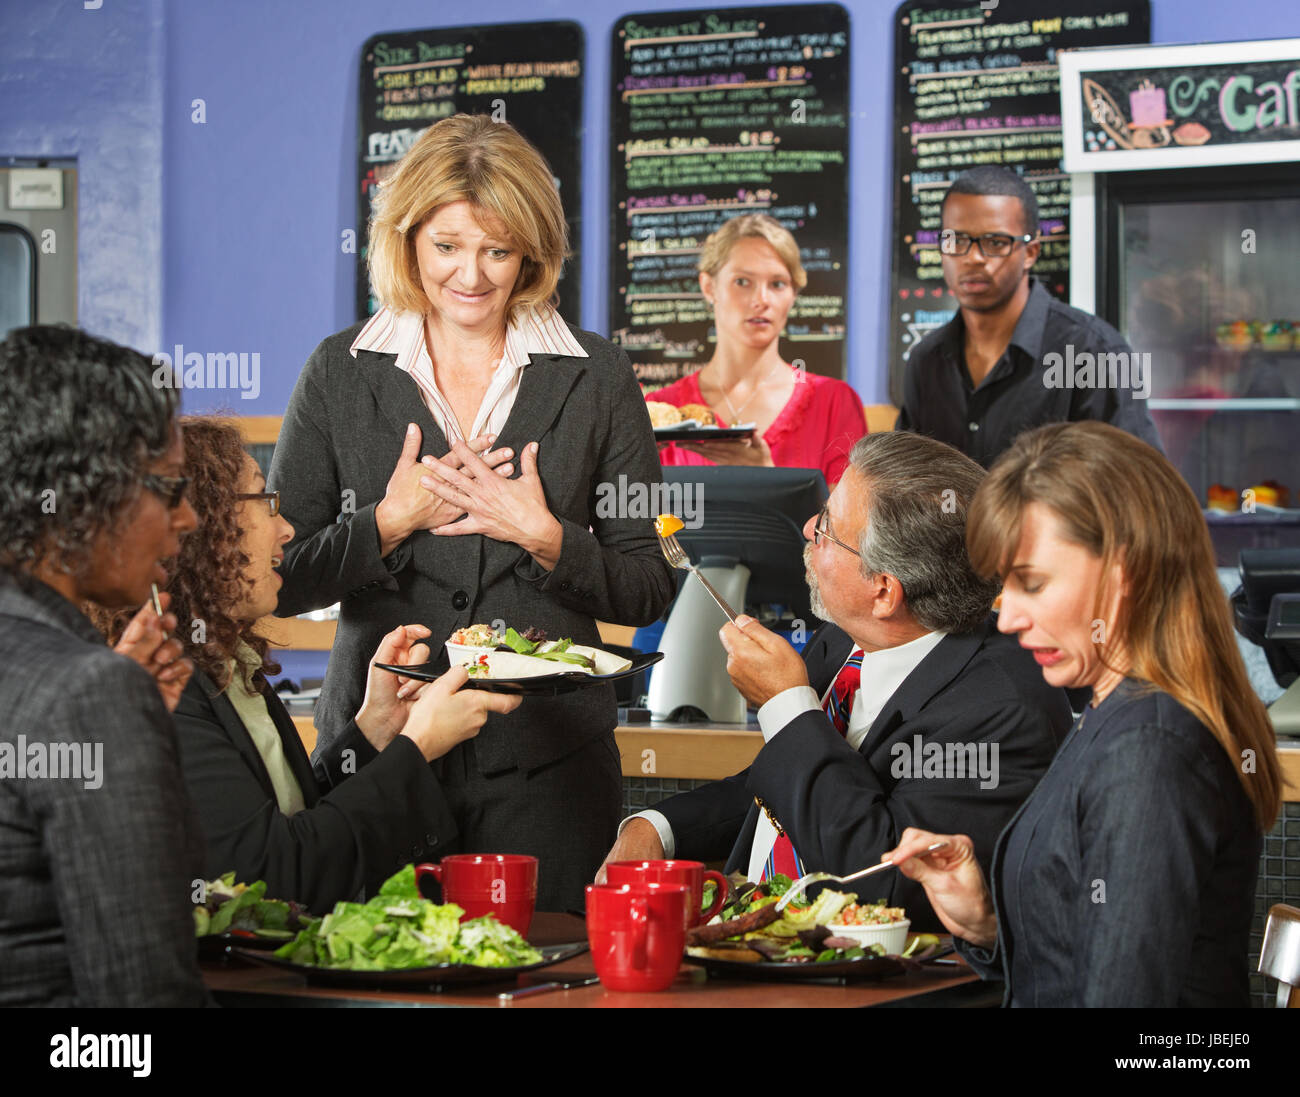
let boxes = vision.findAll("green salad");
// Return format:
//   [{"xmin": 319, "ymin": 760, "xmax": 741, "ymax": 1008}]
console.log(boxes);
[
  {"xmin": 193, "ymin": 872, "xmax": 315, "ymax": 940},
  {"xmin": 272, "ymin": 865, "xmax": 543, "ymax": 970},
  {"xmin": 498, "ymin": 628, "xmax": 594, "ymax": 669},
  {"xmin": 693, "ymin": 875, "xmax": 884, "ymax": 963}
]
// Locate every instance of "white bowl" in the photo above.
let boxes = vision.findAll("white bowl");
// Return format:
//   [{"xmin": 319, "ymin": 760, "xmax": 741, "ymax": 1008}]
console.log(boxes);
[
  {"xmin": 826, "ymin": 918, "xmax": 910, "ymax": 956},
  {"xmin": 445, "ymin": 641, "xmax": 497, "ymax": 667}
]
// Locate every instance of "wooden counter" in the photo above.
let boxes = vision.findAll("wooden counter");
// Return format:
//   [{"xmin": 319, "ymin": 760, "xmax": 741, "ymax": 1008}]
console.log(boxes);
[
  {"xmin": 1283, "ymin": 745, "xmax": 1300, "ymax": 800},
  {"xmin": 286, "ymin": 712, "xmax": 1300, "ymax": 797}
]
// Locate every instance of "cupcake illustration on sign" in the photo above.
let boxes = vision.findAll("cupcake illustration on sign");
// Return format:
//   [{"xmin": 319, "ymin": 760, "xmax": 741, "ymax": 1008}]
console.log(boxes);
[{"xmin": 1126, "ymin": 79, "xmax": 1173, "ymax": 148}]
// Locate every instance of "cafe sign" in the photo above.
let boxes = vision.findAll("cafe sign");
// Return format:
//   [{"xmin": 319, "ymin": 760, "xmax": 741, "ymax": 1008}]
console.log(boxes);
[{"xmin": 1059, "ymin": 37, "xmax": 1300, "ymax": 171}]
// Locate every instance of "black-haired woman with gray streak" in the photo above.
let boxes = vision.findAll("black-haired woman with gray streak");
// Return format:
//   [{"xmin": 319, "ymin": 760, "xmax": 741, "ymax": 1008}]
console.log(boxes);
[{"xmin": 0, "ymin": 325, "xmax": 209, "ymax": 1006}]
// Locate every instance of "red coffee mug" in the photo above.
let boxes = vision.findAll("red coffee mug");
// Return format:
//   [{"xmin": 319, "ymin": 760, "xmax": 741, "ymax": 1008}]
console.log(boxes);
[
  {"xmin": 604, "ymin": 860, "xmax": 727, "ymax": 927},
  {"xmin": 585, "ymin": 882, "xmax": 688, "ymax": 992},
  {"xmin": 414, "ymin": 854, "xmax": 538, "ymax": 936}
]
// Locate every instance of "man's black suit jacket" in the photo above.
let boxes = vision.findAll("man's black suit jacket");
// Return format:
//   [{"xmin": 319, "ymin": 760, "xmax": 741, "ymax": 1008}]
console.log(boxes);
[{"xmin": 652, "ymin": 619, "xmax": 1072, "ymax": 931}]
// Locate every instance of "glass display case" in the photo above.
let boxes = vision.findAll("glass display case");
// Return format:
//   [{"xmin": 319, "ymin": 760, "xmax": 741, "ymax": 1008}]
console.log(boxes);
[{"xmin": 1099, "ymin": 163, "xmax": 1300, "ymax": 564}]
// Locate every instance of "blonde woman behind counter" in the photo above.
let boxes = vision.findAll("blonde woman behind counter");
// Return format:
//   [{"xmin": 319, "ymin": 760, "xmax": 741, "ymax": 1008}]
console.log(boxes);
[{"xmin": 649, "ymin": 214, "xmax": 867, "ymax": 486}]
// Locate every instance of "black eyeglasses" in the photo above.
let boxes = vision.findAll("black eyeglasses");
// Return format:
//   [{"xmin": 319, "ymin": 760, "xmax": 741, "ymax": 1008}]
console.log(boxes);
[
  {"xmin": 940, "ymin": 230, "xmax": 1037, "ymax": 258},
  {"xmin": 140, "ymin": 474, "xmax": 190, "ymax": 509},
  {"xmin": 813, "ymin": 504, "xmax": 862, "ymax": 558},
  {"xmin": 235, "ymin": 490, "xmax": 281, "ymax": 517}
]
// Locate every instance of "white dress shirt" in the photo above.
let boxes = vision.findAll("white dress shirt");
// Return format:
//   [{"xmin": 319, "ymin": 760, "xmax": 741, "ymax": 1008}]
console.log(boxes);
[
  {"xmin": 623, "ymin": 630, "xmax": 946, "ymax": 880},
  {"xmin": 349, "ymin": 305, "xmax": 588, "ymax": 443}
]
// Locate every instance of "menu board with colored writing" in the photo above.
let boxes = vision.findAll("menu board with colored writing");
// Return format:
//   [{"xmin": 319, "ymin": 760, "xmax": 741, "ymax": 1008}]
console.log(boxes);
[
  {"xmin": 610, "ymin": 5, "xmax": 850, "ymax": 389},
  {"xmin": 890, "ymin": 0, "xmax": 1148, "ymax": 404},
  {"xmin": 357, "ymin": 23, "xmax": 584, "ymax": 320}
]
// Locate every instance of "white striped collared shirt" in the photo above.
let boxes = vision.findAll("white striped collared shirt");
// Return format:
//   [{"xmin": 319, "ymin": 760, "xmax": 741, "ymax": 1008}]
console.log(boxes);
[{"xmin": 349, "ymin": 305, "xmax": 587, "ymax": 443}]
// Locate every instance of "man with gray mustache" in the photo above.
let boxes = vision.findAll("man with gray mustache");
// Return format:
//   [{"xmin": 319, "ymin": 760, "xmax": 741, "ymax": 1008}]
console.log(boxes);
[{"xmin": 597, "ymin": 431, "xmax": 1071, "ymax": 931}]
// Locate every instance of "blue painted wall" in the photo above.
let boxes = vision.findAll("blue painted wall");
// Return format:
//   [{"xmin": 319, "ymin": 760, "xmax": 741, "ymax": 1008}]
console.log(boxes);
[
  {"xmin": 5, "ymin": 0, "xmax": 1299, "ymax": 409},
  {"xmin": 0, "ymin": 0, "xmax": 164, "ymax": 350}
]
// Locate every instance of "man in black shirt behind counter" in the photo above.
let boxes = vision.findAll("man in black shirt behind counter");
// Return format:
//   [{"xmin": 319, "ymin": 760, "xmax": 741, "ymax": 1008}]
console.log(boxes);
[{"xmin": 896, "ymin": 166, "xmax": 1163, "ymax": 467}]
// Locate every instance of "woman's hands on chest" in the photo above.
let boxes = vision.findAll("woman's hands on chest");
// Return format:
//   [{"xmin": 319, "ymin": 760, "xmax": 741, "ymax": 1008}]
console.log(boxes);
[
  {"xmin": 374, "ymin": 423, "xmax": 515, "ymax": 557},
  {"xmin": 421, "ymin": 439, "xmax": 564, "ymax": 571}
]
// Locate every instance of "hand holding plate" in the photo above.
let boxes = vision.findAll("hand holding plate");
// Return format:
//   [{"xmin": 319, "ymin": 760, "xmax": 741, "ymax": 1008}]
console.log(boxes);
[
  {"xmin": 400, "ymin": 665, "xmax": 523, "ymax": 763},
  {"xmin": 356, "ymin": 624, "xmax": 434, "ymax": 749},
  {"xmin": 676, "ymin": 431, "xmax": 773, "ymax": 467}
]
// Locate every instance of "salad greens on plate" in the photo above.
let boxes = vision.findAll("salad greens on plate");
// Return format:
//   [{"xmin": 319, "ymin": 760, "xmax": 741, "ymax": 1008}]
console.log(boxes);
[
  {"xmin": 272, "ymin": 865, "xmax": 542, "ymax": 970},
  {"xmin": 489, "ymin": 627, "xmax": 595, "ymax": 670},
  {"xmin": 691, "ymin": 874, "xmax": 935, "ymax": 963},
  {"xmin": 193, "ymin": 872, "xmax": 315, "ymax": 941}
]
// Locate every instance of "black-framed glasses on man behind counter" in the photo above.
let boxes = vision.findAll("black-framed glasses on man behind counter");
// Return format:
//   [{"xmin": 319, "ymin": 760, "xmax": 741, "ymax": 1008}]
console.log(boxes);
[
  {"xmin": 234, "ymin": 490, "xmax": 281, "ymax": 517},
  {"xmin": 813, "ymin": 503, "xmax": 862, "ymax": 558},
  {"xmin": 939, "ymin": 230, "xmax": 1037, "ymax": 258},
  {"xmin": 140, "ymin": 474, "xmax": 190, "ymax": 509}
]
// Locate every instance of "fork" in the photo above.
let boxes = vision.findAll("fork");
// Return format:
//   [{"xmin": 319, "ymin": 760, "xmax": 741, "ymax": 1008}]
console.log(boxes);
[
  {"xmin": 657, "ymin": 530, "xmax": 739, "ymax": 623},
  {"xmin": 773, "ymin": 841, "xmax": 949, "ymax": 912}
]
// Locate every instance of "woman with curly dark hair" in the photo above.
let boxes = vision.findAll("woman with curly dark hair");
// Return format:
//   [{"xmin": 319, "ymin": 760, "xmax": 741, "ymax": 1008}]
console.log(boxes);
[
  {"xmin": 107, "ymin": 417, "xmax": 519, "ymax": 914},
  {"xmin": 0, "ymin": 325, "xmax": 207, "ymax": 1007}
]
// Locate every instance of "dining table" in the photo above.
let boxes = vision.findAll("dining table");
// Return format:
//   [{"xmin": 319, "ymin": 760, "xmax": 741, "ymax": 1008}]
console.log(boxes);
[{"xmin": 200, "ymin": 912, "xmax": 1002, "ymax": 1008}]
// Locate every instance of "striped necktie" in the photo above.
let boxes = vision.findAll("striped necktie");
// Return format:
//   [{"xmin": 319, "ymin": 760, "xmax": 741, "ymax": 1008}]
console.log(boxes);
[{"xmin": 759, "ymin": 649, "xmax": 865, "ymax": 882}]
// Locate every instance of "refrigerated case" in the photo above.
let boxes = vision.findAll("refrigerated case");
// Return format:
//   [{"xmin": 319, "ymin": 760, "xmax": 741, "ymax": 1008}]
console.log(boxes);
[
  {"xmin": 1098, "ymin": 163, "xmax": 1300, "ymax": 562},
  {"xmin": 1060, "ymin": 39, "xmax": 1300, "ymax": 564}
]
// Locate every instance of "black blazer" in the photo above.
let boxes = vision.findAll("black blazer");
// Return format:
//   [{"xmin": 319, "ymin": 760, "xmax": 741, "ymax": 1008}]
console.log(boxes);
[
  {"xmin": 268, "ymin": 322, "xmax": 675, "ymax": 776},
  {"xmin": 172, "ymin": 669, "xmax": 456, "ymax": 913},
  {"xmin": 957, "ymin": 682, "xmax": 1261, "ymax": 1006},
  {"xmin": 653, "ymin": 620, "xmax": 1072, "ymax": 931}
]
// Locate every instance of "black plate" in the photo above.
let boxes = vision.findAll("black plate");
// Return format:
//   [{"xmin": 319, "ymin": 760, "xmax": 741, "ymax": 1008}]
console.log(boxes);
[
  {"xmin": 197, "ymin": 929, "xmax": 298, "ymax": 958},
  {"xmin": 684, "ymin": 947, "xmax": 906, "ymax": 984},
  {"xmin": 231, "ymin": 941, "xmax": 589, "ymax": 989},
  {"xmin": 653, "ymin": 426, "xmax": 757, "ymax": 442},
  {"xmin": 375, "ymin": 651, "xmax": 664, "ymax": 696}
]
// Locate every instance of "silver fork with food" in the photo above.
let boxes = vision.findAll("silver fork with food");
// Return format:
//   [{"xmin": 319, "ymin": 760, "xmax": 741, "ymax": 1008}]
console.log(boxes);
[
  {"xmin": 654, "ymin": 513, "xmax": 738, "ymax": 623},
  {"xmin": 773, "ymin": 841, "xmax": 950, "ymax": 912}
]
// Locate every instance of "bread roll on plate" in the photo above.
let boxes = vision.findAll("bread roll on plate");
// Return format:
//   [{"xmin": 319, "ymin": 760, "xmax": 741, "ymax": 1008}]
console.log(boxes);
[
  {"xmin": 645, "ymin": 401, "xmax": 683, "ymax": 428},
  {"xmin": 675, "ymin": 403, "xmax": 716, "ymax": 426}
]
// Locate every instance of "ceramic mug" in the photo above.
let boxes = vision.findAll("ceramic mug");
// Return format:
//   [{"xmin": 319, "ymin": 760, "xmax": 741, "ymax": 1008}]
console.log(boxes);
[
  {"xmin": 415, "ymin": 854, "xmax": 538, "ymax": 936},
  {"xmin": 585, "ymin": 882, "xmax": 689, "ymax": 992},
  {"xmin": 604, "ymin": 859, "xmax": 727, "ymax": 927}
]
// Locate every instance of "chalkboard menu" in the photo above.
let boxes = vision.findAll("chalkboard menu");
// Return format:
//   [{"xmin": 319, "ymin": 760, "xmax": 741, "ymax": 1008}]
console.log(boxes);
[
  {"xmin": 357, "ymin": 23, "xmax": 584, "ymax": 321},
  {"xmin": 1061, "ymin": 39, "xmax": 1300, "ymax": 173},
  {"xmin": 890, "ymin": 0, "xmax": 1148, "ymax": 403},
  {"xmin": 610, "ymin": 5, "xmax": 850, "ymax": 389}
]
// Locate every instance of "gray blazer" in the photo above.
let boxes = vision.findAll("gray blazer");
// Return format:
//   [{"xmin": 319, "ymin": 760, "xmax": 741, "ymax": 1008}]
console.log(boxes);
[
  {"xmin": 268, "ymin": 321, "xmax": 675, "ymax": 774},
  {"xmin": 0, "ymin": 576, "xmax": 209, "ymax": 1006}
]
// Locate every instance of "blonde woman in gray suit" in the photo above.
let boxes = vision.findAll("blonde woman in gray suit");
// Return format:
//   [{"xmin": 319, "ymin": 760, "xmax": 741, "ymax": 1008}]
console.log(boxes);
[{"xmin": 269, "ymin": 115, "xmax": 674, "ymax": 911}]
